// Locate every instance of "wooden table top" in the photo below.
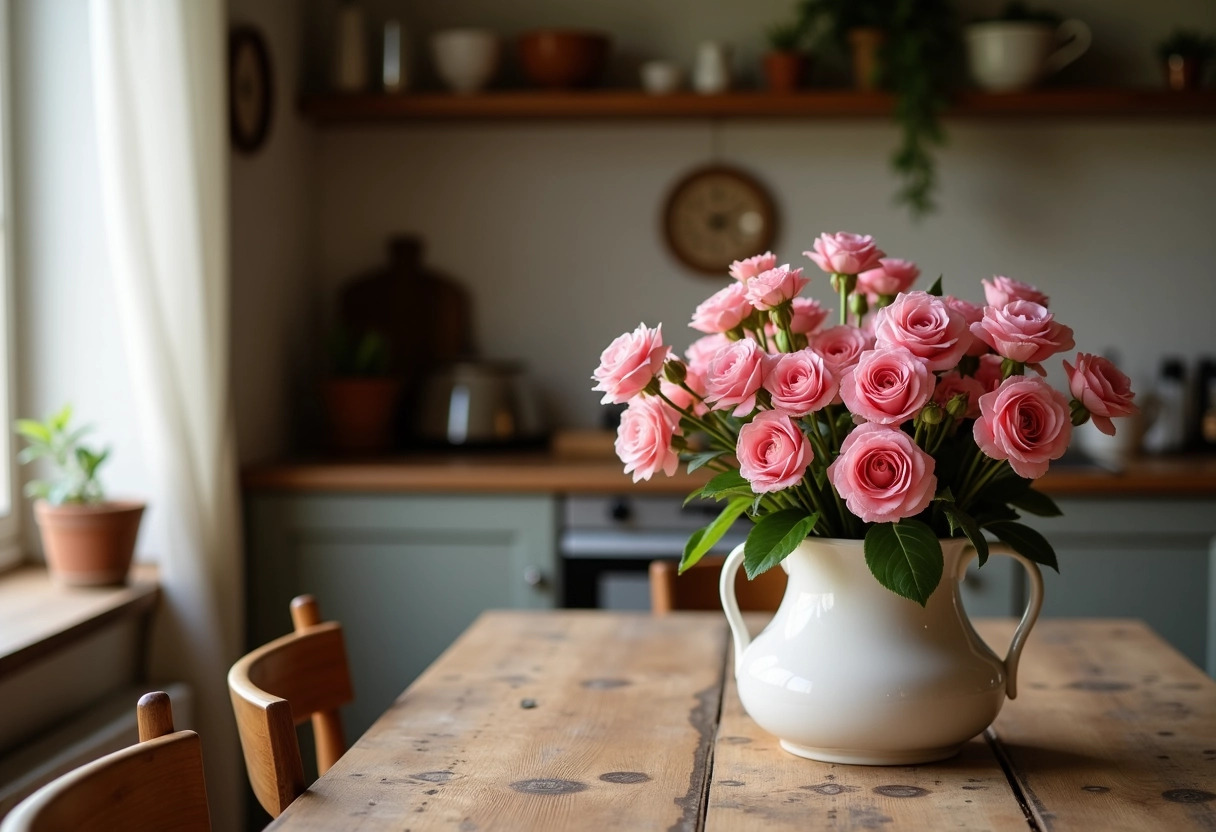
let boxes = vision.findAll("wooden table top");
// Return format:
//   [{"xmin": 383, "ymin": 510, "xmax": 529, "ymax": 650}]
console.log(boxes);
[{"xmin": 266, "ymin": 612, "xmax": 1216, "ymax": 831}]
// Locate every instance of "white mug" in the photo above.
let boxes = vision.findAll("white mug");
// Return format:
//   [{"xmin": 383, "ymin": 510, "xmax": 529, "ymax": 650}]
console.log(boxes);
[
  {"xmin": 431, "ymin": 28, "xmax": 500, "ymax": 94},
  {"xmin": 640, "ymin": 61, "xmax": 683, "ymax": 95},
  {"xmin": 964, "ymin": 20, "xmax": 1091, "ymax": 92}
]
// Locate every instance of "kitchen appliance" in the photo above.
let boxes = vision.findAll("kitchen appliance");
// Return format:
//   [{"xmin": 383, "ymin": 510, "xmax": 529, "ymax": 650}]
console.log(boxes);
[
  {"xmin": 559, "ymin": 494, "xmax": 747, "ymax": 609},
  {"xmin": 416, "ymin": 360, "xmax": 546, "ymax": 447}
]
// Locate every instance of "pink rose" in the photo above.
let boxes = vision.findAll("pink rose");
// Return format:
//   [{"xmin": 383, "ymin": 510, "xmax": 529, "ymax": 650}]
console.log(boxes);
[
  {"xmin": 974, "ymin": 376, "xmax": 1072, "ymax": 479},
  {"xmin": 804, "ymin": 232, "xmax": 885, "ymax": 275},
  {"xmin": 858, "ymin": 258, "xmax": 920, "ymax": 297},
  {"xmin": 592, "ymin": 322, "xmax": 667, "ymax": 404},
  {"xmin": 873, "ymin": 291, "xmax": 973, "ymax": 372},
  {"xmin": 974, "ymin": 354, "xmax": 1005, "ymax": 392},
  {"xmin": 689, "ymin": 283, "xmax": 753, "ymax": 334},
  {"xmin": 763, "ymin": 349, "xmax": 837, "ymax": 416},
  {"xmin": 704, "ymin": 338, "xmax": 768, "ymax": 417},
  {"xmin": 827, "ymin": 423, "xmax": 937, "ymax": 524},
  {"xmin": 970, "ymin": 301, "xmax": 1076, "ymax": 365},
  {"xmin": 982, "ymin": 276, "xmax": 1050, "ymax": 308},
  {"xmin": 790, "ymin": 297, "xmax": 829, "ymax": 335},
  {"xmin": 729, "ymin": 251, "xmax": 778, "ymax": 282},
  {"xmin": 944, "ymin": 296, "xmax": 988, "ymax": 357},
  {"xmin": 615, "ymin": 396, "xmax": 681, "ymax": 482},
  {"xmin": 745, "ymin": 265, "xmax": 809, "ymax": 311},
  {"xmin": 737, "ymin": 410, "xmax": 813, "ymax": 493},
  {"xmin": 933, "ymin": 372, "xmax": 986, "ymax": 420},
  {"xmin": 812, "ymin": 325, "xmax": 875, "ymax": 378},
  {"xmin": 660, "ymin": 378, "xmax": 695, "ymax": 412},
  {"xmin": 840, "ymin": 347, "xmax": 934, "ymax": 425},
  {"xmin": 1063, "ymin": 353, "xmax": 1139, "ymax": 436}
]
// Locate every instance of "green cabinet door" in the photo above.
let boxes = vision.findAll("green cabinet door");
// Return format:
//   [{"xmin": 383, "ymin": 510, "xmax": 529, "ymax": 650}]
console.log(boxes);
[{"xmin": 245, "ymin": 493, "xmax": 557, "ymax": 741}]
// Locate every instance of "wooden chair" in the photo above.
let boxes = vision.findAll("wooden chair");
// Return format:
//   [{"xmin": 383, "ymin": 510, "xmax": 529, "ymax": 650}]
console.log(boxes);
[
  {"xmin": 228, "ymin": 594, "xmax": 354, "ymax": 818},
  {"xmin": 0, "ymin": 691, "xmax": 209, "ymax": 832},
  {"xmin": 650, "ymin": 555, "xmax": 787, "ymax": 614}
]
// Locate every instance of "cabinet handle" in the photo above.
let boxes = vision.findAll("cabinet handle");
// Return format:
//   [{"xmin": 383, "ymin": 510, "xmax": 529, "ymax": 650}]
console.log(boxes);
[{"xmin": 523, "ymin": 566, "xmax": 545, "ymax": 587}]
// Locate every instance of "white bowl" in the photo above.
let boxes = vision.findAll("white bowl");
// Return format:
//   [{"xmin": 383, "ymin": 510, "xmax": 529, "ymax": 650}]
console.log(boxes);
[
  {"xmin": 640, "ymin": 60, "xmax": 683, "ymax": 95},
  {"xmin": 431, "ymin": 28, "xmax": 500, "ymax": 94}
]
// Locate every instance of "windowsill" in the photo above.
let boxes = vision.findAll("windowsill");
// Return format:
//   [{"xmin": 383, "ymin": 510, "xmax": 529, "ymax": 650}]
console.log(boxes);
[{"xmin": 0, "ymin": 563, "xmax": 159, "ymax": 678}]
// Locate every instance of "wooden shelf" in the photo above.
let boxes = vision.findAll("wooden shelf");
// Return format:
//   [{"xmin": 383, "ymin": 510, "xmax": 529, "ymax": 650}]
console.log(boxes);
[{"xmin": 300, "ymin": 88, "xmax": 1216, "ymax": 124}]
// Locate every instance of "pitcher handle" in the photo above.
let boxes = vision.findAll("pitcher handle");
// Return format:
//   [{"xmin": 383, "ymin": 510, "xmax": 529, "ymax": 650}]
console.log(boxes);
[
  {"xmin": 719, "ymin": 543, "xmax": 751, "ymax": 676},
  {"xmin": 964, "ymin": 542, "xmax": 1044, "ymax": 700},
  {"xmin": 1045, "ymin": 19, "xmax": 1091, "ymax": 74}
]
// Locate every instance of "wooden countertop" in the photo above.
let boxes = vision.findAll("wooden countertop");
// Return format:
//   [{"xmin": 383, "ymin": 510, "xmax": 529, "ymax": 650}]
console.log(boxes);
[{"xmin": 242, "ymin": 432, "xmax": 1216, "ymax": 497}]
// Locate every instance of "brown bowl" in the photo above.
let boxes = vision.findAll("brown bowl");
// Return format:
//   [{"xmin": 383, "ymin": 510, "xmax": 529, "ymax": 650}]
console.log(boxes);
[{"xmin": 517, "ymin": 29, "xmax": 610, "ymax": 89}]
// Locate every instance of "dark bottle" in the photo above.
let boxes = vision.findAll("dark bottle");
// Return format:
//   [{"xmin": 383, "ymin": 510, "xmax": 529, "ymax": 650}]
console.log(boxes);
[{"xmin": 1196, "ymin": 357, "xmax": 1216, "ymax": 451}]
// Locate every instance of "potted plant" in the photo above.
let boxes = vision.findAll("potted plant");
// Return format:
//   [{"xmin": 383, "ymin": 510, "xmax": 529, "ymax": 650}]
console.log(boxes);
[
  {"xmin": 1157, "ymin": 29, "xmax": 1214, "ymax": 91},
  {"xmin": 322, "ymin": 327, "xmax": 401, "ymax": 454},
  {"xmin": 593, "ymin": 235, "xmax": 1138, "ymax": 763},
  {"xmin": 762, "ymin": 21, "xmax": 808, "ymax": 93},
  {"xmin": 15, "ymin": 405, "xmax": 144, "ymax": 586},
  {"xmin": 795, "ymin": 0, "xmax": 960, "ymax": 217}
]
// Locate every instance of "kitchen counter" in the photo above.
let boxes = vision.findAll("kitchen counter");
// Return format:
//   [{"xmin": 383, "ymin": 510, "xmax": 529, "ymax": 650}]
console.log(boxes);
[{"xmin": 242, "ymin": 431, "xmax": 1216, "ymax": 497}]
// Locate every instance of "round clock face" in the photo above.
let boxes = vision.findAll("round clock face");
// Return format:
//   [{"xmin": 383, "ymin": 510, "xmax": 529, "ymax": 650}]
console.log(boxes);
[
  {"xmin": 229, "ymin": 26, "xmax": 273, "ymax": 153},
  {"xmin": 662, "ymin": 165, "xmax": 777, "ymax": 276}
]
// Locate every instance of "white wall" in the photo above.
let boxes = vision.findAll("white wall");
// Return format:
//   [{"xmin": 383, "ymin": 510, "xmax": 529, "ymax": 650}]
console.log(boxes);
[
  {"xmin": 229, "ymin": 0, "xmax": 317, "ymax": 464},
  {"xmin": 11, "ymin": 0, "xmax": 156, "ymax": 556}
]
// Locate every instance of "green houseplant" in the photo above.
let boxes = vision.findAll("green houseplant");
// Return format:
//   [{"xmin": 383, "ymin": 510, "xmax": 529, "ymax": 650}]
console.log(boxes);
[
  {"xmin": 15, "ymin": 405, "xmax": 144, "ymax": 585},
  {"xmin": 322, "ymin": 327, "xmax": 401, "ymax": 454},
  {"xmin": 1157, "ymin": 29, "xmax": 1214, "ymax": 91},
  {"xmin": 796, "ymin": 0, "xmax": 960, "ymax": 218}
]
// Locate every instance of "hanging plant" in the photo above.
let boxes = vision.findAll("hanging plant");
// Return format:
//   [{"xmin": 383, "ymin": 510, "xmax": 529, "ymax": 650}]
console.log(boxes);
[{"xmin": 796, "ymin": 0, "xmax": 961, "ymax": 218}]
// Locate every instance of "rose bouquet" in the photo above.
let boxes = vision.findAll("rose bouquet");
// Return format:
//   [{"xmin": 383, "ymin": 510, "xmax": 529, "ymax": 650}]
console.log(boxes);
[{"xmin": 592, "ymin": 233, "xmax": 1138, "ymax": 605}]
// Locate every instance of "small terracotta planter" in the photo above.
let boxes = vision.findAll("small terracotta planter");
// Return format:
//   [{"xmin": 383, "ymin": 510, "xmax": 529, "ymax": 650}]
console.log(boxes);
[
  {"xmin": 763, "ymin": 51, "xmax": 806, "ymax": 92},
  {"xmin": 35, "ymin": 500, "xmax": 145, "ymax": 586},
  {"xmin": 1163, "ymin": 55, "xmax": 1207, "ymax": 91},
  {"xmin": 848, "ymin": 27, "xmax": 886, "ymax": 91},
  {"xmin": 322, "ymin": 378, "xmax": 401, "ymax": 454}
]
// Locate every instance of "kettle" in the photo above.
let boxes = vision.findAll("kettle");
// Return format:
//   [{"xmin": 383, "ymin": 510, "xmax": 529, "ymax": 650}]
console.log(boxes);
[{"xmin": 417, "ymin": 361, "xmax": 547, "ymax": 446}]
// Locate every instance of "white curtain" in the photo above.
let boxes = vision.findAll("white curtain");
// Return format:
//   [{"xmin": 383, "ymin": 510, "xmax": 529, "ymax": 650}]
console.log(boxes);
[{"xmin": 88, "ymin": 1, "xmax": 243, "ymax": 828}]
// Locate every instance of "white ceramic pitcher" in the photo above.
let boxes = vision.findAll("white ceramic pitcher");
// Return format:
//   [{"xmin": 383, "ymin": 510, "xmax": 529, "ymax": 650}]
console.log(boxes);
[{"xmin": 720, "ymin": 536, "xmax": 1044, "ymax": 765}]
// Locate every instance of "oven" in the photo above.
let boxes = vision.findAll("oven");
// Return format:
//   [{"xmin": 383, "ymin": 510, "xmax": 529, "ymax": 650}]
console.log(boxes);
[{"xmin": 559, "ymin": 494, "xmax": 747, "ymax": 610}]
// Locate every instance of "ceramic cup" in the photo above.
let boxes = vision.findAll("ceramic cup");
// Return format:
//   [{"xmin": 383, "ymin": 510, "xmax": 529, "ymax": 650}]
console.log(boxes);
[
  {"xmin": 640, "ymin": 60, "xmax": 683, "ymax": 94},
  {"xmin": 431, "ymin": 28, "xmax": 500, "ymax": 94},
  {"xmin": 692, "ymin": 41, "xmax": 732, "ymax": 94},
  {"xmin": 964, "ymin": 20, "xmax": 1091, "ymax": 92}
]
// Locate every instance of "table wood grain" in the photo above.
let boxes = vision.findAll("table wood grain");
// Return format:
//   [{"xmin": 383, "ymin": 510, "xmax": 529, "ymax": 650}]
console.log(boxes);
[{"xmin": 265, "ymin": 612, "xmax": 1216, "ymax": 831}]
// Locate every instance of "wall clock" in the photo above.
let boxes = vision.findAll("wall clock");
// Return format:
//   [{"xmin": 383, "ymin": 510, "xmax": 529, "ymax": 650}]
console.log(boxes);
[
  {"xmin": 229, "ymin": 26, "xmax": 273, "ymax": 153},
  {"xmin": 662, "ymin": 165, "xmax": 778, "ymax": 276}
]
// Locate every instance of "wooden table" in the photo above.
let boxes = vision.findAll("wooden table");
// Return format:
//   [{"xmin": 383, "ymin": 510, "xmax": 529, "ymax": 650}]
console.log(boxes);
[{"xmin": 266, "ymin": 612, "xmax": 1216, "ymax": 831}]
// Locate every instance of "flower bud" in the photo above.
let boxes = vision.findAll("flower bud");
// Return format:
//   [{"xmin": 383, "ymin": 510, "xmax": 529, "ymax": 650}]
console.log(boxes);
[
  {"xmin": 919, "ymin": 402, "xmax": 944, "ymax": 426},
  {"xmin": 945, "ymin": 393, "xmax": 969, "ymax": 420},
  {"xmin": 848, "ymin": 292, "xmax": 870, "ymax": 319},
  {"xmin": 663, "ymin": 359, "xmax": 688, "ymax": 385}
]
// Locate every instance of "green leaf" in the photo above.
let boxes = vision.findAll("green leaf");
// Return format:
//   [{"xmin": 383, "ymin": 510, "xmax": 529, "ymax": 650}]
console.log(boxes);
[
  {"xmin": 744, "ymin": 509, "xmax": 818, "ymax": 579},
  {"xmin": 1008, "ymin": 488, "xmax": 1062, "ymax": 518},
  {"xmin": 986, "ymin": 521, "xmax": 1060, "ymax": 572},
  {"xmin": 14, "ymin": 420, "xmax": 51, "ymax": 443},
  {"xmin": 16, "ymin": 446, "xmax": 49, "ymax": 464},
  {"xmin": 683, "ymin": 450, "xmax": 726, "ymax": 474},
  {"xmin": 679, "ymin": 497, "xmax": 751, "ymax": 574},
  {"xmin": 941, "ymin": 504, "xmax": 989, "ymax": 567},
  {"xmin": 697, "ymin": 469, "xmax": 753, "ymax": 502},
  {"xmin": 927, "ymin": 275, "xmax": 943, "ymax": 297},
  {"xmin": 23, "ymin": 480, "xmax": 50, "ymax": 500},
  {"xmin": 50, "ymin": 404, "xmax": 72, "ymax": 433},
  {"xmin": 863, "ymin": 520, "xmax": 944, "ymax": 606}
]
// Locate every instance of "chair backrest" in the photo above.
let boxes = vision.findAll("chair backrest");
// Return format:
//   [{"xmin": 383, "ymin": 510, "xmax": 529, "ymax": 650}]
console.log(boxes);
[
  {"xmin": 0, "ymin": 692, "xmax": 210, "ymax": 832},
  {"xmin": 650, "ymin": 555, "xmax": 787, "ymax": 614},
  {"xmin": 228, "ymin": 595, "xmax": 354, "ymax": 818}
]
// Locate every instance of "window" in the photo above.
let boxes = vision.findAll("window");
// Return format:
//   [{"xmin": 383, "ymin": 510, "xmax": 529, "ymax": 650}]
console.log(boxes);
[{"xmin": 0, "ymin": 0, "xmax": 18, "ymax": 570}]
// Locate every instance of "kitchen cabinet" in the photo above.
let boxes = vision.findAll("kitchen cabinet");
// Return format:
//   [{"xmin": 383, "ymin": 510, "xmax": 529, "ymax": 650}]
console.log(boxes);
[{"xmin": 245, "ymin": 493, "xmax": 558, "ymax": 740}]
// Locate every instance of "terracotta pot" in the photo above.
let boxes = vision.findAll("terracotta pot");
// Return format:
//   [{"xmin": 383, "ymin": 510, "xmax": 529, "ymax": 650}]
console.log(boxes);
[
  {"xmin": 1164, "ymin": 55, "xmax": 1206, "ymax": 91},
  {"xmin": 762, "ymin": 51, "xmax": 806, "ymax": 92},
  {"xmin": 322, "ymin": 378, "xmax": 401, "ymax": 454},
  {"xmin": 847, "ymin": 27, "xmax": 886, "ymax": 91},
  {"xmin": 35, "ymin": 500, "xmax": 145, "ymax": 586}
]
